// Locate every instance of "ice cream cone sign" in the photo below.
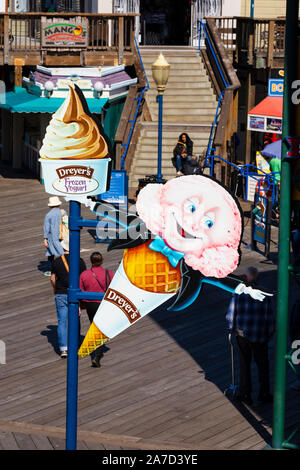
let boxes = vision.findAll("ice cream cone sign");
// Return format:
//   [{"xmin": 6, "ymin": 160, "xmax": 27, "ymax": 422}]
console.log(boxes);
[
  {"xmin": 39, "ymin": 84, "xmax": 112, "ymax": 202},
  {"xmin": 78, "ymin": 175, "xmax": 273, "ymax": 358}
]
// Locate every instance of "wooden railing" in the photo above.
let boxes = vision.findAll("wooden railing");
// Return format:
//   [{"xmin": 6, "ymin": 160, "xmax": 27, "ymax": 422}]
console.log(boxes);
[
  {"xmin": 214, "ymin": 16, "xmax": 286, "ymax": 67},
  {"xmin": 0, "ymin": 12, "xmax": 138, "ymax": 66}
]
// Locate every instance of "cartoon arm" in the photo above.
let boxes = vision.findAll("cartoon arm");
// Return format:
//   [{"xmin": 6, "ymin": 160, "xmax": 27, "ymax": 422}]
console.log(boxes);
[
  {"xmin": 202, "ymin": 277, "xmax": 273, "ymax": 301},
  {"xmin": 169, "ymin": 263, "xmax": 273, "ymax": 312}
]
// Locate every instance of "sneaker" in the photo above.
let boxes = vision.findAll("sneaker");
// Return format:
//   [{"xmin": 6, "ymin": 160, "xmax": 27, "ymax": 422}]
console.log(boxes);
[
  {"xmin": 176, "ymin": 171, "xmax": 184, "ymax": 176},
  {"xmin": 44, "ymin": 271, "xmax": 51, "ymax": 277},
  {"xmin": 258, "ymin": 393, "xmax": 273, "ymax": 404},
  {"xmin": 60, "ymin": 350, "xmax": 68, "ymax": 359}
]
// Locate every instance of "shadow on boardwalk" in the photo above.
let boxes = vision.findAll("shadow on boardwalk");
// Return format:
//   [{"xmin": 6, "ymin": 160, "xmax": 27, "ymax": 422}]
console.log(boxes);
[{"xmin": 0, "ymin": 171, "xmax": 299, "ymax": 450}]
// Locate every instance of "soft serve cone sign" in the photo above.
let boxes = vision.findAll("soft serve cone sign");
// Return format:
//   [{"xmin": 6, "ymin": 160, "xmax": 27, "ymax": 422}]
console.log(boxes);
[{"xmin": 39, "ymin": 85, "xmax": 111, "ymax": 201}]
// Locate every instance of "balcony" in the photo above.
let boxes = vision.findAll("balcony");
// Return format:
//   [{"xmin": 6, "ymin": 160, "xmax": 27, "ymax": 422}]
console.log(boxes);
[
  {"xmin": 0, "ymin": 12, "xmax": 138, "ymax": 66},
  {"xmin": 214, "ymin": 17, "xmax": 286, "ymax": 69}
]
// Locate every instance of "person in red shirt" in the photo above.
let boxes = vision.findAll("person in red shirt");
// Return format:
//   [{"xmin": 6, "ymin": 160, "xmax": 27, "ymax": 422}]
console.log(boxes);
[{"xmin": 80, "ymin": 252, "xmax": 114, "ymax": 367}]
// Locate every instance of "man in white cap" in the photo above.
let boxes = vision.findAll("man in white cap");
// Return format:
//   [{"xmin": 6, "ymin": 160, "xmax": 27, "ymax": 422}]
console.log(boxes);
[{"xmin": 43, "ymin": 196, "xmax": 67, "ymax": 276}]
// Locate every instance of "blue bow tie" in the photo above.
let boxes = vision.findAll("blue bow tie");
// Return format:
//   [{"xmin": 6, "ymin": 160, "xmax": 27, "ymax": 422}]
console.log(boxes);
[{"xmin": 149, "ymin": 235, "xmax": 185, "ymax": 267}]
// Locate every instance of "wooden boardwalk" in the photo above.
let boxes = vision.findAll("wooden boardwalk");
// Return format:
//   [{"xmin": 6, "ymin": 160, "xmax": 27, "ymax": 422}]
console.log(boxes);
[{"xmin": 0, "ymin": 166, "xmax": 299, "ymax": 451}]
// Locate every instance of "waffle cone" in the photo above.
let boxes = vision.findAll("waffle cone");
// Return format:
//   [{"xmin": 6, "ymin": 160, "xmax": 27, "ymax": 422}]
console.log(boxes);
[
  {"xmin": 123, "ymin": 240, "xmax": 181, "ymax": 293},
  {"xmin": 78, "ymin": 321, "xmax": 109, "ymax": 358}
]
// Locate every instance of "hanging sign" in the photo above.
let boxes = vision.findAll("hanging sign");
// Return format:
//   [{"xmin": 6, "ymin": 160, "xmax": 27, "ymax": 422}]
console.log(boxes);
[
  {"xmin": 268, "ymin": 79, "xmax": 284, "ymax": 97},
  {"xmin": 248, "ymin": 114, "xmax": 282, "ymax": 135},
  {"xmin": 41, "ymin": 18, "xmax": 88, "ymax": 48}
]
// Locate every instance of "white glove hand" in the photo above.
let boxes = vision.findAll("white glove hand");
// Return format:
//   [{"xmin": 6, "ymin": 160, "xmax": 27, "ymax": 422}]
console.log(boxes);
[{"xmin": 235, "ymin": 283, "xmax": 273, "ymax": 302}]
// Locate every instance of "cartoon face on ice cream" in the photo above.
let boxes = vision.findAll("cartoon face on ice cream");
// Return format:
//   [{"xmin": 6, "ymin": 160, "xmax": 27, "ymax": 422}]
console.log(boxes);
[
  {"xmin": 79, "ymin": 175, "xmax": 272, "ymax": 359},
  {"xmin": 136, "ymin": 175, "xmax": 242, "ymax": 278}
]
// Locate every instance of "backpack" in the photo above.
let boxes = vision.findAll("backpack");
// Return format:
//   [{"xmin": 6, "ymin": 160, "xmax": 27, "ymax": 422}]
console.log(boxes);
[{"xmin": 59, "ymin": 209, "xmax": 69, "ymax": 241}]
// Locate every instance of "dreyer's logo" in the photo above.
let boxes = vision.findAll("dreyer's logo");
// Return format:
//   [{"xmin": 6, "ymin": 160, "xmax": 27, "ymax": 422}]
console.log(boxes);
[
  {"xmin": 56, "ymin": 166, "xmax": 94, "ymax": 179},
  {"xmin": 53, "ymin": 165, "xmax": 98, "ymax": 194},
  {"xmin": 104, "ymin": 288, "xmax": 141, "ymax": 324}
]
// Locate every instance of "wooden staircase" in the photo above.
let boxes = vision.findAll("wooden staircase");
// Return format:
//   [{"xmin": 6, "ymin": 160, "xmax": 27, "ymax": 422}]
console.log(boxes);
[{"xmin": 128, "ymin": 47, "xmax": 217, "ymax": 192}]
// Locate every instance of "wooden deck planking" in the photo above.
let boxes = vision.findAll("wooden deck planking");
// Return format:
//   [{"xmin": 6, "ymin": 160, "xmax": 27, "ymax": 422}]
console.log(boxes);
[{"xmin": 0, "ymin": 169, "xmax": 299, "ymax": 450}]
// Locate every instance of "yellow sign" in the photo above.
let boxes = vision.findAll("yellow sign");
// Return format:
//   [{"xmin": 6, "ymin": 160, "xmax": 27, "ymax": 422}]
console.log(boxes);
[
  {"xmin": 14, "ymin": 58, "xmax": 25, "ymax": 66},
  {"xmin": 256, "ymin": 152, "xmax": 270, "ymax": 175}
]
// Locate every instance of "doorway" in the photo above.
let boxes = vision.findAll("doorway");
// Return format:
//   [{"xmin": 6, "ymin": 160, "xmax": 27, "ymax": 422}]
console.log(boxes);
[{"xmin": 140, "ymin": 0, "xmax": 191, "ymax": 46}]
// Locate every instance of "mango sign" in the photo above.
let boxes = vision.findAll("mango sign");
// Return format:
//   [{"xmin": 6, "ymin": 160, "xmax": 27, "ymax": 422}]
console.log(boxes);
[{"xmin": 41, "ymin": 19, "xmax": 88, "ymax": 48}]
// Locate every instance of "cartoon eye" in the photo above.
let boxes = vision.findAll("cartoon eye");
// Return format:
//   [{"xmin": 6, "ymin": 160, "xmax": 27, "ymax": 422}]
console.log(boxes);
[
  {"xmin": 204, "ymin": 219, "xmax": 214, "ymax": 228},
  {"xmin": 183, "ymin": 198, "xmax": 198, "ymax": 214},
  {"xmin": 201, "ymin": 212, "xmax": 215, "ymax": 229}
]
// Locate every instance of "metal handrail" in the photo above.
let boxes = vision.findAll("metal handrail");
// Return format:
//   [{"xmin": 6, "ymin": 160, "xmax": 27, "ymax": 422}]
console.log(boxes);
[
  {"xmin": 198, "ymin": 20, "xmax": 229, "ymax": 89},
  {"xmin": 208, "ymin": 154, "xmax": 280, "ymax": 204},
  {"xmin": 199, "ymin": 19, "xmax": 230, "ymax": 168},
  {"xmin": 120, "ymin": 35, "xmax": 149, "ymax": 170},
  {"xmin": 205, "ymin": 90, "xmax": 224, "ymax": 166}
]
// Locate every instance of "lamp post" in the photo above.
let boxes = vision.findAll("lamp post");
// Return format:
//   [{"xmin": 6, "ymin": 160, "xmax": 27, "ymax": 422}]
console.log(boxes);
[
  {"xmin": 151, "ymin": 53, "xmax": 170, "ymax": 183},
  {"xmin": 250, "ymin": 0, "xmax": 255, "ymax": 18}
]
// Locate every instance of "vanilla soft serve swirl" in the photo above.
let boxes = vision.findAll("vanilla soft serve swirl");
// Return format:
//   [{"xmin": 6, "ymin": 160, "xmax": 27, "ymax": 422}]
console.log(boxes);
[{"xmin": 40, "ymin": 86, "xmax": 108, "ymax": 160}]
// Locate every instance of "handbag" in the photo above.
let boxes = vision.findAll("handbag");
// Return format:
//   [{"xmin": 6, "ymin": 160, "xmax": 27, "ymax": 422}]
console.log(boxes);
[{"xmin": 90, "ymin": 268, "xmax": 111, "ymax": 293}]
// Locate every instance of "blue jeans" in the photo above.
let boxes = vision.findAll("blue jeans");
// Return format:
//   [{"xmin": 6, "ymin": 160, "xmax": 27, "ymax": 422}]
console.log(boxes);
[
  {"xmin": 55, "ymin": 294, "xmax": 68, "ymax": 351},
  {"xmin": 176, "ymin": 154, "xmax": 191, "ymax": 171}
]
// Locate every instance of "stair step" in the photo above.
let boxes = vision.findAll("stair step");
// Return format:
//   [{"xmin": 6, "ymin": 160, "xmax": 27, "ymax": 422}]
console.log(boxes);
[
  {"xmin": 150, "ymin": 107, "xmax": 215, "ymax": 115},
  {"xmin": 139, "ymin": 135, "xmax": 210, "ymax": 143},
  {"xmin": 146, "ymin": 89, "xmax": 216, "ymax": 98},
  {"xmin": 144, "ymin": 67, "xmax": 208, "ymax": 76},
  {"xmin": 129, "ymin": 48, "xmax": 214, "ymax": 187},
  {"xmin": 146, "ymin": 88, "xmax": 215, "ymax": 98},
  {"xmin": 148, "ymin": 101, "xmax": 217, "ymax": 110}
]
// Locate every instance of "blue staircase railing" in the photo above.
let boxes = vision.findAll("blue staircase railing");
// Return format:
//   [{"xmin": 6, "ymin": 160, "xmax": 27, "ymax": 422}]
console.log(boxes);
[
  {"xmin": 209, "ymin": 154, "xmax": 280, "ymax": 206},
  {"xmin": 199, "ymin": 20, "xmax": 280, "ymax": 206},
  {"xmin": 198, "ymin": 20, "xmax": 231, "ymax": 169},
  {"xmin": 120, "ymin": 37, "xmax": 150, "ymax": 170}
]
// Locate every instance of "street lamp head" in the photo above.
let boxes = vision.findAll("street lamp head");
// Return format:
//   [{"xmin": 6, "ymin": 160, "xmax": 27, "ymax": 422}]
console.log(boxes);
[
  {"xmin": 93, "ymin": 81, "xmax": 104, "ymax": 98},
  {"xmin": 44, "ymin": 80, "xmax": 54, "ymax": 98},
  {"xmin": 152, "ymin": 53, "xmax": 170, "ymax": 95}
]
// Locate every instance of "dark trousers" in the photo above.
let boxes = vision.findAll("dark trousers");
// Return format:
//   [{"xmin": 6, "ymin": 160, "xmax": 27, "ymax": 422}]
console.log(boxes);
[
  {"xmin": 236, "ymin": 335, "xmax": 270, "ymax": 397},
  {"xmin": 86, "ymin": 302, "xmax": 104, "ymax": 361}
]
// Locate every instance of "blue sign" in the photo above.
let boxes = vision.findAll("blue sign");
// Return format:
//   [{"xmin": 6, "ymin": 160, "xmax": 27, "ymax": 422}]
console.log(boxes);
[
  {"xmin": 95, "ymin": 170, "xmax": 128, "ymax": 239},
  {"xmin": 268, "ymin": 79, "xmax": 284, "ymax": 97},
  {"xmin": 99, "ymin": 170, "xmax": 128, "ymax": 204}
]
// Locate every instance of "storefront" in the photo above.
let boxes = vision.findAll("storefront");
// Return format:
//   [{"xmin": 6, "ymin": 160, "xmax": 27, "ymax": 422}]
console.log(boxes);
[
  {"xmin": 113, "ymin": 0, "xmax": 222, "ymax": 46},
  {"xmin": 0, "ymin": 65, "xmax": 137, "ymax": 176}
]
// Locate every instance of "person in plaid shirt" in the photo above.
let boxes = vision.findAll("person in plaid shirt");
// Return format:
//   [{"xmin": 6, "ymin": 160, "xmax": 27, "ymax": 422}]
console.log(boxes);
[{"xmin": 226, "ymin": 267, "xmax": 275, "ymax": 405}]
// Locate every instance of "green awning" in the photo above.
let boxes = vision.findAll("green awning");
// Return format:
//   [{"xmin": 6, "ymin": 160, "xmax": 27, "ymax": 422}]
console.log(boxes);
[{"xmin": 0, "ymin": 87, "xmax": 108, "ymax": 114}]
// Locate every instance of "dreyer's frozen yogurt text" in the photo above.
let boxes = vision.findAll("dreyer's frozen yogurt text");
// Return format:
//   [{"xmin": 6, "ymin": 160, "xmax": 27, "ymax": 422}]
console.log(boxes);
[{"xmin": 40, "ymin": 85, "xmax": 108, "ymax": 160}]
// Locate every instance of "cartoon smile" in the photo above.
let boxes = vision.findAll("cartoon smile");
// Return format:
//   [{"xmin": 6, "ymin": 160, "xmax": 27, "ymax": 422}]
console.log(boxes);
[{"xmin": 174, "ymin": 214, "xmax": 202, "ymax": 240}]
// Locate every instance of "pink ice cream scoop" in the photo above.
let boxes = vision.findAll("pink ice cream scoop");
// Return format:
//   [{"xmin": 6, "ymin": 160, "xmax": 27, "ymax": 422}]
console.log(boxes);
[{"xmin": 136, "ymin": 175, "xmax": 243, "ymax": 278}]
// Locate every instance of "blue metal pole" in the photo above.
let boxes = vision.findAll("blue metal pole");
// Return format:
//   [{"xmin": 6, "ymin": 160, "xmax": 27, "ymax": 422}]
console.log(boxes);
[
  {"xmin": 250, "ymin": 0, "xmax": 255, "ymax": 18},
  {"xmin": 66, "ymin": 200, "xmax": 81, "ymax": 450},
  {"xmin": 156, "ymin": 94, "xmax": 163, "ymax": 183}
]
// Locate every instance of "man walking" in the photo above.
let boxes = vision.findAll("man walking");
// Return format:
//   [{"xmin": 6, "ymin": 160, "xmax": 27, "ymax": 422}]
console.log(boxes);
[
  {"xmin": 51, "ymin": 239, "xmax": 86, "ymax": 358},
  {"xmin": 226, "ymin": 267, "xmax": 275, "ymax": 405},
  {"xmin": 43, "ymin": 196, "xmax": 67, "ymax": 276}
]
